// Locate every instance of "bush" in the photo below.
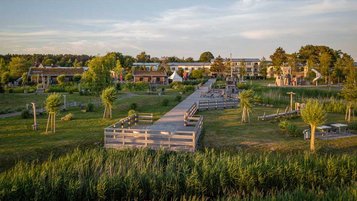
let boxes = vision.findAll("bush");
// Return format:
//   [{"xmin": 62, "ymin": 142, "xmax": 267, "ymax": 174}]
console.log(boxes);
[
  {"xmin": 170, "ymin": 81, "xmax": 183, "ymax": 89},
  {"xmin": 20, "ymin": 109, "xmax": 31, "ymax": 119},
  {"xmin": 125, "ymin": 73, "xmax": 133, "ymax": 81},
  {"xmin": 86, "ymin": 103, "xmax": 95, "ymax": 112},
  {"xmin": 128, "ymin": 109, "xmax": 137, "ymax": 116},
  {"xmin": 162, "ymin": 98, "xmax": 169, "ymax": 106},
  {"xmin": 123, "ymin": 82, "xmax": 149, "ymax": 91},
  {"xmin": 279, "ymin": 120, "xmax": 302, "ymax": 137},
  {"xmin": 279, "ymin": 120, "xmax": 289, "ymax": 130},
  {"xmin": 237, "ymin": 82, "xmax": 249, "ymax": 90},
  {"xmin": 348, "ymin": 122, "xmax": 357, "ymax": 131},
  {"xmin": 61, "ymin": 113, "xmax": 74, "ymax": 121},
  {"xmin": 175, "ymin": 95, "xmax": 182, "ymax": 102},
  {"xmin": 130, "ymin": 102, "xmax": 138, "ymax": 110},
  {"xmin": 182, "ymin": 85, "xmax": 195, "ymax": 93}
]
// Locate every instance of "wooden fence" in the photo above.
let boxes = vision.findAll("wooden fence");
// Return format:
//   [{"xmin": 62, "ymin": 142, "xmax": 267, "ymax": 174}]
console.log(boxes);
[
  {"xmin": 111, "ymin": 113, "xmax": 154, "ymax": 128},
  {"xmin": 198, "ymin": 99, "xmax": 238, "ymax": 110},
  {"xmin": 104, "ymin": 115, "xmax": 203, "ymax": 152},
  {"xmin": 258, "ymin": 108, "xmax": 300, "ymax": 121},
  {"xmin": 184, "ymin": 103, "xmax": 200, "ymax": 126}
]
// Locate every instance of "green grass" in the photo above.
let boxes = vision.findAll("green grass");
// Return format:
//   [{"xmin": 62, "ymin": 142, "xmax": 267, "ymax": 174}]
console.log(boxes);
[
  {"xmin": 200, "ymin": 106, "xmax": 357, "ymax": 153},
  {"xmin": 0, "ymin": 90, "xmax": 188, "ymax": 172}
]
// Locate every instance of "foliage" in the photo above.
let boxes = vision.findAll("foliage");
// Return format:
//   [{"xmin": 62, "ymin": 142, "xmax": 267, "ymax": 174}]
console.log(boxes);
[
  {"xmin": 20, "ymin": 109, "xmax": 31, "ymax": 119},
  {"xmin": 279, "ymin": 120, "xmax": 302, "ymax": 137},
  {"xmin": 73, "ymin": 74, "xmax": 82, "ymax": 83},
  {"xmin": 8, "ymin": 57, "xmax": 31, "ymax": 78},
  {"xmin": 341, "ymin": 66, "xmax": 357, "ymax": 122},
  {"xmin": 125, "ymin": 73, "xmax": 133, "ymax": 81},
  {"xmin": 21, "ymin": 72, "xmax": 28, "ymax": 85},
  {"xmin": 300, "ymin": 99, "xmax": 326, "ymax": 151},
  {"xmin": 46, "ymin": 85, "xmax": 78, "ymax": 93},
  {"xmin": 45, "ymin": 93, "xmax": 62, "ymax": 113},
  {"xmin": 270, "ymin": 47, "xmax": 287, "ymax": 67},
  {"xmin": 61, "ymin": 113, "xmax": 74, "ymax": 121},
  {"xmin": 0, "ymin": 148, "xmax": 356, "ymax": 200},
  {"xmin": 122, "ymin": 82, "xmax": 149, "ymax": 91},
  {"xmin": 210, "ymin": 56, "xmax": 225, "ymax": 75},
  {"xmin": 1, "ymin": 72, "xmax": 10, "ymax": 84},
  {"xmin": 129, "ymin": 102, "xmax": 138, "ymax": 110},
  {"xmin": 101, "ymin": 87, "xmax": 117, "ymax": 119},
  {"xmin": 56, "ymin": 74, "xmax": 66, "ymax": 85},
  {"xmin": 237, "ymin": 82, "xmax": 249, "ymax": 89},
  {"xmin": 238, "ymin": 90, "xmax": 254, "ymax": 123},
  {"xmin": 190, "ymin": 69, "xmax": 204, "ymax": 79},
  {"xmin": 175, "ymin": 95, "xmax": 182, "ymax": 102},
  {"xmin": 170, "ymin": 81, "xmax": 183, "ymax": 89},
  {"xmin": 136, "ymin": 51, "xmax": 151, "ymax": 62},
  {"xmin": 128, "ymin": 109, "xmax": 137, "ymax": 116},
  {"xmin": 86, "ymin": 103, "xmax": 95, "ymax": 112},
  {"xmin": 162, "ymin": 98, "xmax": 169, "ymax": 106},
  {"xmin": 181, "ymin": 85, "xmax": 195, "ymax": 94},
  {"xmin": 199, "ymin": 51, "xmax": 214, "ymax": 62}
]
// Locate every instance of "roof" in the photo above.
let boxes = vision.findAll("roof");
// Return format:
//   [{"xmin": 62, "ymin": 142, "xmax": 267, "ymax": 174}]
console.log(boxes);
[
  {"xmin": 28, "ymin": 67, "xmax": 86, "ymax": 76},
  {"xmin": 212, "ymin": 58, "xmax": 261, "ymax": 62},
  {"xmin": 168, "ymin": 62, "xmax": 211, "ymax": 66},
  {"xmin": 133, "ymin": 71, "xmax": 167, "ymax": 77},
  {"xmin": 133, "ymin": 62, "xmax": 160, "ymax": 66}
]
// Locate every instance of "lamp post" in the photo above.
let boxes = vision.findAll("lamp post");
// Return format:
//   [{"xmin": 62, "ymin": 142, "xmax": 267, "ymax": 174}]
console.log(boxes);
[{"xmin": 31, "ymin": 102, "xmax": 37, "ymax": 130}]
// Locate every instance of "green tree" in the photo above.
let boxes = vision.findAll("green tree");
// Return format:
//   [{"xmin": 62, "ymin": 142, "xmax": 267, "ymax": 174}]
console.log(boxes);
[
  {"xmin": 82, "ymin": 54, "xmax": 116, "ymax": 93},
  {"xmin": 1, "ymin": 72, "xmax": 10, "ymax": 84},
  {"xmin": 287, "ymin": 53, "xmax": 298, "ymax": 72},
  {"xmin": 319, "ymin": 52, "xmax": 332, "ymax": 84},
  {"xmin": 125, "ymin": 73, "xmax": 133, "ymax": 81},
  {"xmin": 191, "ymin": 69, "xmax": 204, "ymax": 79},
  {"xmin": 0, "ymin": 57, "xmax": 7, "ymax": 74},
  {"xmin": 210, "ymin": 56, "xmax": 225, "ymax": 76},
  {"xmin": 238, "ymin": 90, "xmax": 254, "ymax": 123},
  {"xmin": 136, "ymin": 52, "xmax": 151, "ymax": 62},
  {"xmin": 239, "ymin": 61, "xmax": 247, "ymax": 80},
  {"xmin": 259, "ymin": 57, "xmax": 268, "ymax": 78},
  {"xmin": 57, "ymin": 74, "xmax": 66, "ymax": 85},
  {"xmin": 341, "ymin": 65, "xmax": 357, "ymax": 123},
  {"xmin": 73, "ymin": 74, "xmax": 82, "ymax": 83},
  {"xmin": 300, "ymin": 99, "xmax": 326, "ymax": 152},
  {"xmin": 9, "ymin": 57, "xmax": 31, "ymax": 78},
  {"xmin": 185, "ymin": 57, "xmax": 195, "ymax": 62},
  {"xmin": 45, "ymin": 93, "xmax": 62, "ymax": 134},
  {"xmin": 43, "ymin": 58, "xmax": 55, "ymax": 66},
  {"xmin": 270, "ymin": 47, "xmax": 287, "ymax": 67},
  {"xmin": 21, "ymin": 72, "xmax": 28, "ymax": 86},
  {"xmin": 73, "ymin": 59, "xmax": 83, "ymax": 67},
  {"xmin": 332, "ymin": 58, "xmax": 344, "ymax": 84},
  {"xmin": 101, "ymin": 87, "xmax": 117, "ymax": 119},
  {"xmin": 199, "ymin": 51, "xmax": 214, "ymax": 62}
]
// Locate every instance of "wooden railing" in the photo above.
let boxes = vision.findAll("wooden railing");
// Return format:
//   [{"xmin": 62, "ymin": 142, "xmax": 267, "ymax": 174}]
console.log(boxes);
[
  {"xmin": 184, "ymin": 103, "xmax": 200, "ymax": 126},
  {"xmin": 104, "ymin": 115, "xmax": 203, "ymax": 152},
  {"xmin": 111, "ymin": 113, "xmax": 154, "ymax": 128},
  {"xmin": 198, "ymin": 99, "xmax": 238, "ymax": 110},
  {"xmin": 258, "ymin": 109, "xmax": 300, "ymax": 121}
]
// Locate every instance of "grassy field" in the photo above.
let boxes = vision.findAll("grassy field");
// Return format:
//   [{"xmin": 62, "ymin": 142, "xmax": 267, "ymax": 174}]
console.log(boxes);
[
  {"xmin": 0, "ymin": 90, "xmax": 187, "ymax": 171},
  {"xmin": 200, "ymin": 106, "xmax": 357, "ymax": 153}
]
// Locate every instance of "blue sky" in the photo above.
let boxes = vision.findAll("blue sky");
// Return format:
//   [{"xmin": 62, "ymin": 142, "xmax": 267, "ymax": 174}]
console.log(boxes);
[{"xmin": 1, "ymin": 0, "xmax": 357, "ymax": 59}]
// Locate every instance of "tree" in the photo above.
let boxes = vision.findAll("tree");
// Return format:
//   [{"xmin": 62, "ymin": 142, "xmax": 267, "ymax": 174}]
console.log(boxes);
[
  {"xmin": 57, "ymin": 74, "xmax": 65, "ymax": 85},
  {"xmin": 319, "ymin": 52, "xmax": 332, "ymax": 84},
  {"xmin": 101, "ymin": 87, "xmax": 117, "ymax": 119},
  {"xmin": 239, "ymin": 61, "xmax": 247, "ymax": 80},
  {"xmin": 9, "ymin": 57, "xmax": 31, "ymax": 78},
  {"xmin": 81, "ymin": 54, "xmax": 116, "ymax": 93},
  {"xmin": 125, "ymin": 73, "xmax": 133, "ymax": 81},
  {"xmin": 45, "ymin": 93, "xmax": 62, "ymax": 134},
  {"xmin": 210, "ymin": 56, "xmax": 225, "ymax": 76},
  {"xmin": 259, "ymin": 57, "xmax": 268, "ymax": 78},
  {"xmin": 270, "ymin": 47, "xmax": 287, "ymax": 67},
  {"xmin": 136, "ymin": 52, "xmax": 151, "ymax": 62},
  {"xmin": 1, "ymin": 72, "xmax": 10, "ymax": 84},
  {"xmin": 21, "ymin": 72, "xmax": 28, "ymax": 86},
  {"xmin": 0, "ymin": 57, "xmax": 7, "ymax": 74},
  {"xmin": 300, "ymin": 99, "xmax": 326, "ymax": 152},
  {"xmin": 73, "ymin": 59, "xmax": 83, "ymax": 67},
  {"xmin": 238, "ymin": 90, "xmax": 254, "ymax": 123},
  {"xmin": 341, "ymin": 65, "xmax": 357, "ymax": 123},
  {"xmin": 191, "ymin": 69, "xmax": 204, "ymax": 79},
  {"xmin": 73, "ymin": 74, "xmax": 82, "ymax": 83},
  {"xmin": 199, "ymin": 51, "xmax": 214, "ymax": 62},
  {"xmin": 43, "ymin": 58, "xmax": 55, "ymax": 66},
  {"xmin": 185, "ymin": 57, "xmax": 195, "ymax": 62},
  {"xmin": 287, "ymin": 53, "xmax": 298, "ymax": 72}
]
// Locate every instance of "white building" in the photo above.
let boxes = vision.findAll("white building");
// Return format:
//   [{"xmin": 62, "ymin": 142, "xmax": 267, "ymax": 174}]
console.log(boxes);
[
  {"xmin": 168, "ymin": 62, "xmax": 211, "ymax": 74},
  {"xmin": 132, "ymin": 62, "xmax": 160, "ymax": 71},
  {"xmin": 221, "ymin": 58, "xmax": 261, "ymax": 77}
]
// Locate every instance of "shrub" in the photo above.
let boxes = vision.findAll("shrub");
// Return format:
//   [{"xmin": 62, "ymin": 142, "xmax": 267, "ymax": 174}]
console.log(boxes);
[
  {"xmin": 170, "ymin": 81, "xmax": 183, "ymax": 89},
  {"xmin": 73, "ymin": 74, "xmax": 82, "ymax": 83},
  {"xmin": 175, "ymin": 95, "xmax": 182, "ymax": 102},
  {"xmin": 86, "ymin": 103, "xmax": 95, "ymax": 112},
  {"xmin": 123, "ymin": 82, "xmax": 149, "ymax": 91},
  {"xmin": 130, "ymin": 102, "xmax": 138, "ymax": 110},
  {"xmin": 162, "ymin": 98, "xmax": 169, "ymax": 106},
  {"xmin": 125, "ymin": 73, "xmax": 133, "ymax": 81},
  {"xmin": 348, "ymin": 122, "xmax": 357, "ymax": 131},
  {"xmin": 20, "ymin": 109, "xmax": 31, "ymax": 119},
  {"xmin": 128, "ymin": 109, "xmax": 137, "ymax": 116},
  {"xmin": 237, "ymin": 82, "xmax": 249, "ymax": 89},
  {"xmin": 279, "ymin": 120, "xmax": 289, "ymax": 130},
  {"xmin": 56, "ymin": 74, "xmax": 66, "ymax": 85},
  {"xmin": 182, "ymin": 85, "xmax": 195, "ymax": 93},
  {"xmin": 286, "ymin": 124, "xmax": 303, "ymax": 137},
  {"xmin": 61, "ymin": 113, "xmax": 73, "ymax": 121}
]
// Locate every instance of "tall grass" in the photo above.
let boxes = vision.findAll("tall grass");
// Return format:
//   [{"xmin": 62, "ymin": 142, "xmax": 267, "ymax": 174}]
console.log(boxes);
[{"xmin": 1, "ymin": 148, "xmax": 356, "ymax": 200}]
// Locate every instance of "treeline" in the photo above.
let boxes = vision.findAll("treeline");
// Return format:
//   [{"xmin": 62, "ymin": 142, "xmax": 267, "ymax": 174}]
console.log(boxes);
[{"xmin": 270, "ymin": 45, "xmax": 356, "ymax": 83}]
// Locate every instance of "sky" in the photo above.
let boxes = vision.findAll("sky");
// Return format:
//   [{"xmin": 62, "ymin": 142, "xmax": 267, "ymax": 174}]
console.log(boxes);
[{"xmin": 0, "ymin": 0, "xmax": 357, "ymax": 59}]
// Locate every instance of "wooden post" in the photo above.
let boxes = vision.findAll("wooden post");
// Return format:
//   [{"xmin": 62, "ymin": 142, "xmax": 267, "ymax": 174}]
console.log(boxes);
[
  {"xmin": 286, "ymin": 92, "xmax": 296, "ymax": 112},
  {"xmin": 31, "ymin": 102, "xmax": 37, "ymax": 130},
  {"xmin": 63, "ymin": 95, "xmax": 66, "ymax": 110}
]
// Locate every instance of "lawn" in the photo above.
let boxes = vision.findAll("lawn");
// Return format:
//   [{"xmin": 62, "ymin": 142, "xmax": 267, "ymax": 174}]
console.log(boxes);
[
  {"xmin": 200, "ymin": 106, "xmax": 357, "ymax": 153},
  {"xmin": 0, "ymin": 90, "xmax": 187, "ymax": 171}
]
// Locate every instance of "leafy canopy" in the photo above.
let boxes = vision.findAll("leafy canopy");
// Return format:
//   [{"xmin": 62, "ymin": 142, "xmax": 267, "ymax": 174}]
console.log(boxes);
[
  {"xmin": 45, "ymin": 93, "xmax": 62, "ymax": 113},
  {"xmin": 300, "ymin": 99, "xmax": 326, "ymax": 126}
]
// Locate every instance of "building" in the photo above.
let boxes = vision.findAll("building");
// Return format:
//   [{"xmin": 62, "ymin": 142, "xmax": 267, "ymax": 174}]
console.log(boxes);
[
  {"xmin": 132, "ymin": 62, "xmax": 160, "ymax": 71},
  {"xmin": 168, "ymin": 62, "xmax": 211, "ymax": 74},
  {"xmin": 27, "ymin": 66, "xmax": 87, "ymax": 87},
  {"xmin": 133, "ymin": 71, "xmax": 168, "ymax": 85},
  {"xmin": 222, "ymin": 58, "xmax": 261, "ymax": 77}
]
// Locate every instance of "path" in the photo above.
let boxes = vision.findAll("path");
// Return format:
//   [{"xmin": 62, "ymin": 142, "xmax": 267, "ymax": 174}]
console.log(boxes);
[{"xmin": 149, "ymin": 79, "xmax": 216, "ymax": 132}]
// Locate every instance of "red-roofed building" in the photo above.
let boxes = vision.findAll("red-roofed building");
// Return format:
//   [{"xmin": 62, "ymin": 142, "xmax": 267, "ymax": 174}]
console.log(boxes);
[{"xmin": 133, "ymin": 71, "xmax": 168, "ymax": 85}]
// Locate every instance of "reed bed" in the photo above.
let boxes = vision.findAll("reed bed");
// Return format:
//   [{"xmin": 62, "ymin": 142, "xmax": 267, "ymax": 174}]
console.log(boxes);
[{"xmin": 0, "ymin": 148, "xmax": 356, "ymax": 200}]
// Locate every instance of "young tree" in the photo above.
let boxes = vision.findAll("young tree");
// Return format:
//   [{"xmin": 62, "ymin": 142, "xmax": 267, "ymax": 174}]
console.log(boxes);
[
  {"xmin": 319, "ymin": 52, "xmax": 332, "ymax": 84},
  {"xmin": 9, "ymin": 57, "xmax": 31, "ymax": 78},
  {"xmin": 239, "ymin": 61, "xmax": 247, "ymax": 80},
  {"xmin": 238, "ymin": 90, "xmax": 254, "ymax": 123},
  {"xmin": 270, "ymin": 47, "xmax": 287, "ymax": 67},
  {"xmin": 341, "ymin": 65, "xmax": 357, "ymax": 122},
  {"xmin": 45, "ymin": 93, "xmax": 62, "ymax": 134},
  {"xmin": 1, "ymin": 72, "xmax": 10, "ymax": 84},
  {"xmin": 259, "ymin": 57, "xmax": 268, "ymax": 78},
  {"xmin": 21, "ymin": 72, "xmax": 28, "ymax": 86},
  {"xmin": 101, "ymin": 87, "xmax": 117, "ymax": 119},
  {"xmin": 300, "ymin": 99, "xmax": 326, "ymax": 152},
  {"xmin": 210, "ymin": 56, "xmax": 225, "ymax": 76},
  {"xmin": 191, "ymin": 69, "xmax": 204, "ymax": 79},
  {"xmin": 57, "ymin": 74, "xmax": 66, "ymax": 85},
  {"xmin": 199, "ymin": 51, "xmax": 214, "ymax": 62}
]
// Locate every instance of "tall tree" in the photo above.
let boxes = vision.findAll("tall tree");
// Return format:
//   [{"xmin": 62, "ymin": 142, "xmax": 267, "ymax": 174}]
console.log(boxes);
[
  {"xmin": 9, "ymin": 57, "xmax": 31, "ymax": 78},
  {"xmin": 300, "ymin": 99, "xmax": 326, "ymax": 152},
  {"xmin": 270, "ymin": 47, "xmax": 287, "ymax": 67},
  {"xmin": 199, "ymin": 51, "xmax": 214, "ymax": 62},
  {"xmin": 210, "ymin": 56, "xmax": 225, "ymax": 76},
  {"xmin": 45, "ymin": 93, "xmax": 62, "ymax": 134},
  {"xmin": 238, "ymin": 90, "xmax": 254, "ymax": 123},
  {"xmin": 136, "ymin": 52, "xmax": 151, "ymax": 62},
  {"xmin": 239, "ymin": 60, "xmax": 247, "ymax": 80},
  {"xmin": 319, "ymin": 52, "xmax": 332, "ymax": 84},
  {"xmin": 101, "ymin": 87, "xmax": 117, "ymax": 119},
  {"xmin": 341, "ymin": 63, "xmax": 357, "ymax": 123},
  {"xmin": 185, "ymin": 57, "xmax": 195, "ymax": 62},
  {"xmin": 259, "ymin": 57, "xmax": 268, "ymax": 78},
  {"xmin": 0, "ymin": 57, "xmax": 7, "ymax": 74},
  {"xmin": 287, "ymin": 53, "xmax": 298, "ymax": 72}
]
